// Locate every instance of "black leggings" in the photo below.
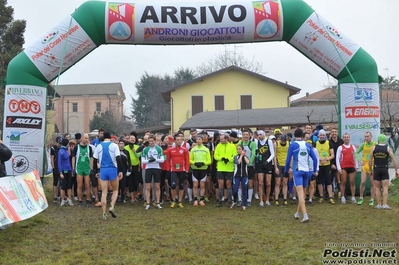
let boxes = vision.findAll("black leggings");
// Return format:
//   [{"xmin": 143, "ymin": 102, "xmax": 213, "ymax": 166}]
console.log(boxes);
[
  {"xmin": 161, "ymin": 170, "xmax": 169, "ymax": 196},
  {"xmin": 317, "ymin": 165, "xmax": 332, "ymax": 186},
  {"xmin": 127, "ymin": 165, "xmax": 140, "ymax": 193},
  {"xmin": 186, "ymin": 172, "xmax": 193, "ymax": 189},
  {"xmin": 170, "ymin": 171, "xmax": 186, "ymax": 190},
  {"xmin": 60, "ymin": 171, "xmax": 72, "ymax": 191}
]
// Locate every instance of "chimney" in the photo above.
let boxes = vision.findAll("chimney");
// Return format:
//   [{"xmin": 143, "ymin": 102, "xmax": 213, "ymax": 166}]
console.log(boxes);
[{"xmin": 306, "ymin": 92, "xmax": 309, "ymax": 97}]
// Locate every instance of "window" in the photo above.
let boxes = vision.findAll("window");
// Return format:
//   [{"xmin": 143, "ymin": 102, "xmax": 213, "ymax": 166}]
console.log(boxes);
[
  {"xmin": 241, "ymin": 95, "xmax": 252, "ymax": 109},
  {"xmin": 72, "ymin": 103, "xmax": 78, "ymax": 112},
  {"xmin": 191, "ymin": 96, "xmax": 203, "ymax": 116},
  {"xmin": 96, "ymin": 102, "xmax": 101, "ymax": 112},
  {"xmin": 215, "ymin": 95, "xmax": 224, "ymax": 110}
]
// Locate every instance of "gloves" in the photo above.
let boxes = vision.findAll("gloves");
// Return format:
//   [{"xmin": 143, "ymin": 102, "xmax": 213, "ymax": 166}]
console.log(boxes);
[
  {"xmin": 148, "ymin": 157, "xmax": 156, "ymax": 163},
  {"xmin": 194, "ymin": 162, "xmax": 204, "ymax": 167},
  {"xmin": 222, "ymin": 158, "xmax": 229, "ymax": 164},
  {"xmin": 126, "ymin": 171, "xmax": 131, "ymax": 177}
]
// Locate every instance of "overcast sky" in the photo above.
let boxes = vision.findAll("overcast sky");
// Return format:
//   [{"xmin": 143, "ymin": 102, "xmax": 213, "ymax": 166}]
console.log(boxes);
[{"xmin": 7, "ymin": 0, "xmax": 399, "ymax": 112}]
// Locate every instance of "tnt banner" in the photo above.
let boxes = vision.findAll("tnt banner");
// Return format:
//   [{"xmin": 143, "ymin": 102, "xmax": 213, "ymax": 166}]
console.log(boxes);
[
  {"xmin": 289, "ymin": 12, "xmax": 360, "ymax": 77},
  {"xmin": 3, "ymin": 85, "xmax": 47, "ymax": 177},
  {"xmin": 340, "ymin": 83, "xmax": 380, "ymax": 147},
  {"xmin": 0, "ymin": 171, "xmax": 48, "ymax": 227},
  {"xmin": 106, "ymin": 1, "xmax": 283, "ymax": 44}
]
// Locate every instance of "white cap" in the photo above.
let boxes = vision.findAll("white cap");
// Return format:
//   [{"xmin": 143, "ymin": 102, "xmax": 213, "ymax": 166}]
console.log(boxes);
[{"xmin": 268, "ymin": 135, "xmax": 276, "ymax": 140}]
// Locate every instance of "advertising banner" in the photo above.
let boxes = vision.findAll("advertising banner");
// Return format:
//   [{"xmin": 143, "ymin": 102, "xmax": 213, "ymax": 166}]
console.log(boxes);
[
  {"xmin": 106, "ymin": 1, "xmax": 284, "ymax": 44},
  {"xmin": 3, "ymin": 85, "xmax": 47, "ymax": 177},
  {"xmin": 0, "ymin": 171, "xmax": 48, "ymax": 227},
  {"xmin": 24, "ymin": 16, "xmax": 96, "ymax": 81},
  {"xmin": 289, "ymin": 12, "xmax": 360, "ymax": 77},
  {"xmin": 340, "ymin": 83, "xmax": 380, "ymax": 148}
]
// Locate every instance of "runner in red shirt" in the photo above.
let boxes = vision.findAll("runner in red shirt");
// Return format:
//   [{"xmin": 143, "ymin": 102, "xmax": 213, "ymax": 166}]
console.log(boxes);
[{"xmin": 169, "ymin": 135, "xmax": 190, "ymax": 208}]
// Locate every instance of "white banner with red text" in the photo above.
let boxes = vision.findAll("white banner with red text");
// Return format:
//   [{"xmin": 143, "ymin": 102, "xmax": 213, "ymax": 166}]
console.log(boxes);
[{"xmin": 0, "ymin": 171, "xmax": 48, "ymax": 227}]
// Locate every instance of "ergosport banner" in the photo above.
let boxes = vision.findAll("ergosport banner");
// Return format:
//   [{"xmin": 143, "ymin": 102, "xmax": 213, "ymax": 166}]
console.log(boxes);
[
  {"xmin": 340, "ymin": 83, "xmax": 380, "ymax": 147},
  {"xmin": 105, "ymin": 1, "xmax": 283, "ymax": 44},
  {"xmin": 24, "ymin": 16, "xmax": 96, "ymax": 82},
  {"xmin": 0, "ymin": 171, "xmax": 48, "ymax": 227},
  {"xmin": 3, "ymin": 85, "xmax": 47, "ymax": 176},
  {"xmin": 289, "ymin": 12, "xmax": 360, "ymax": 77}
]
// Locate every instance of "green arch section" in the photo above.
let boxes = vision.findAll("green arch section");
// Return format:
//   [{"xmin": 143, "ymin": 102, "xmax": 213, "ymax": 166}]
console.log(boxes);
[{"xmin": 6, "ymin": 0, "xmax": 378, "ymax": 86}]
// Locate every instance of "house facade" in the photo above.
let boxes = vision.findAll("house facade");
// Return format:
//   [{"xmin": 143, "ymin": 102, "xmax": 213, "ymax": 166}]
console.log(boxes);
[
  {"xmin": 52, "ymin": 83, "xmax": 126, "ymax": 134},
  {"xmin": 162, "ymin": 66, "xmax": 301, "ymax": 132}
]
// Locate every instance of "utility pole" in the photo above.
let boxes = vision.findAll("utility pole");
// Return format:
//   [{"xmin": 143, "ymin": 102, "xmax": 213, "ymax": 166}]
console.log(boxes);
[{"xmin": 66, "ymin": 100, "xmax": 69, "ymax": 133}]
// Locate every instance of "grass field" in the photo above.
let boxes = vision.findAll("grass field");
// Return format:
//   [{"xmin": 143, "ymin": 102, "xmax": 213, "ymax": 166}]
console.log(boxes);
[{"xmin": 0, "ymin": 179, "xmax": 398, "ymax": 265}]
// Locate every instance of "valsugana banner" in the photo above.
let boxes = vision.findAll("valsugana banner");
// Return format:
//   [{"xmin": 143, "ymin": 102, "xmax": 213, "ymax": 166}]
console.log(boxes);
[
  {"xmin": 0, "ymin": 171, "xmax": 48, "ymax": 227},
  {"xmin": 4, "ymin": 0, "xmax": 379, "ymax": 184},
  {"xmin": 340, "ymin": 83, "xmax": 380, "ymax": 147}
]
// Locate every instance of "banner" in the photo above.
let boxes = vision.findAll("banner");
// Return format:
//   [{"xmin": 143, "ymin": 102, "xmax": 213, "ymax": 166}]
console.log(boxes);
[
  {"xmin": 105, "ymin": 1, "xmax": 284, "ymax": 44},
  {"xmin": 3, "ymin": 85, "xmax": 47, "ymax": 176},
  {"xmin": 24, "ymin": 16, "xmax": 96, "ymax": 81},
  {"xmin": 0, "ymin": 171, "xmax": 48, "ymax": 227},
  {"xmin": 340, "ymin": 83, "xmax": 380, "ymax": 147},
  {"xmin": 289, "ymin": 12, "xmax": 360, "ymax": 77}
]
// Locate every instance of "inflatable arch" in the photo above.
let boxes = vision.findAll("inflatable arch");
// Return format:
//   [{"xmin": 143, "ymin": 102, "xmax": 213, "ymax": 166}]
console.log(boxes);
[{"xmin": 4, "ymin": 0, "xmax": 379, "ymax": 176}]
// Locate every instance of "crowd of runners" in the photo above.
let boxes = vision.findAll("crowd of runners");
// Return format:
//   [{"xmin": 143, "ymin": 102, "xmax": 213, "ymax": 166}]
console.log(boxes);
[{"xmin": 50, "ymin": 124, "xmax": 399, "ymax": 222}]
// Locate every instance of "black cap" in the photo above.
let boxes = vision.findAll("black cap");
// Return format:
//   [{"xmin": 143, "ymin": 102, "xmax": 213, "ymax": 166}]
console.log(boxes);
[
  {"xmin": 287, "ymin": 133, "xmax": 293, "ymax": 138},
  {"xmin": 280, "ymin": 134, "xmax": 287, "ymax": 141},
  {"xmin": 229, "ymin": 131, "xmax": 238, "ymax": 138},
  {"xmin": 56, "ymin": 136, "xmax": 62, "ymax": 144}
]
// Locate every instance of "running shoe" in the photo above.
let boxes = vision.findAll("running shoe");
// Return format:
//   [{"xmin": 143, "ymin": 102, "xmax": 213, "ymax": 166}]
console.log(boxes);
[
  {"xmin": 109, "ymin": 206, "xmax": 117, "ymax": 218},
  {"xmin": 156, "ymin": 203, "xmax": 162, "ymax": 209},
  {"xmin": 204, "ymin": 197, "xmax": 210, "ymax": 203},
  {"xmin": 130, "ymin": 199, "xmax": 136, "ymax": 204},
  {"xmin": 193, "ymin": 200, "xmax": 198, "ymax": 207},
  {"xmin": 291, "ymin": 198, "xmax": 297, "ymax": 204},
  {"xmin": 68, "ymin": 199, "xmax": 74, "ymax": 206},
  {"xmin": 53, "ymin": 198, "xmax": 58, "ymax": 203},
  {"xmin": 143, "ymin": 201, "xmax": 147, "ymax": 207},
  {"xmin": 152, "ymin": 201, "xmax": 156, "ymax": 207},
  {"xmin": 301, "ymin": 218, "xmax": 310, "ymax": 223},
  {"xmin": 103, "ymin": 213, "xmax": 108, "ymax": 220},
  {"xmin": 247, "ymin": 202, "xmax": 252, "ymax": 207},
  {"xmin": 329, "ymin": 198, "xmax": 335, "ymax": 204},
  {"xmin": 382, "ymin": 204, "xmax": 391, "ymax": 210},
  {"xmin": 275, "ymin": 201, "xmax": 279, "ymax": 206},
  {"xmin": 86, "ymin": 201, "xmax": 90, "ymax": 207},
  {"xmin": 338, "ymin": 192, "xmax": 341, "ymax": 198},
  {"xmin": 230, "ymin": 202, "xmax": 236, "ymax": 209},
  {"xmin": 254, "ymin": 193, "xmax": 260, "ymax": 200},
  {"xmin": 74, "ymin": 196, "xmax": 78, "ymax": 201},
  {"xmin": 237, "ymin": 201, "xmax": 242, "ymax": 207},
  {"xmin": 216, "ymin": 201, "xmax": 222, "ymax": 207},
  {"xmin": 259, "ymin": 201, "xmax": 264, "ymax": 207},
  {"xmin": 341, "ymin": 197, "xmax": 346, "ymax": 204},
  {"xmin": 307, "ymin": 200, "xmax": 313, "ymax": 206},
  {"xmin": 78, "ymin": 201, "xmax": 83, "ymax": 207},
  {"xmin": 178, "ymin": 202, "xmax": 184, "ymax": 208},
  {"xmin": 369, "ymin": 200, "xmax": 374, "ymax": 206},
  {"xmin": 375, "ymin": 204, "xmax": 382, "ymax": 209},
  {"xmin": 199, "ymin": 200, "xmax": 205, "ymax": 207},
  {"xmin": 95, "ymin": 201, "xmax": 102, "ymax": 207},
  {"xmin": 145, "ymin": 204, "xmax": 151, "ymax": 210},
  {"xmin": 351, "ymin": 197, "xmax": 357, "ymax": 204},
  {"xmin": 170, "ymin": 202, "xmax": 176, "ymax": 208},
  {"xmin": 60, "ymin": 200, "xmax": 66, "ymax": 207},
  {"xmin": 242, "ymin": 206, "xmax": 246, "ymax": 211},
  {"xmin": 294, "ymin": 213, "xmax": 300, "ymax": 219},
  {"xmin": 357, "ymin": 198, "xmax": 363, "ymax": 205},
  {"xmin": 318, "ymin": 198, "xmax": 324, "ymax": 203},
  {"xmin": 283, "ymin": 200, "xmax": 288, "ymax": 206}
]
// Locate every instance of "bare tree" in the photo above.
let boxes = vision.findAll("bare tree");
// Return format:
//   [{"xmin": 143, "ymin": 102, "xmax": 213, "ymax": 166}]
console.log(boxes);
[{"xmin": 195, "ymin": 45, "xmax": 265, "ymax": 76}]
